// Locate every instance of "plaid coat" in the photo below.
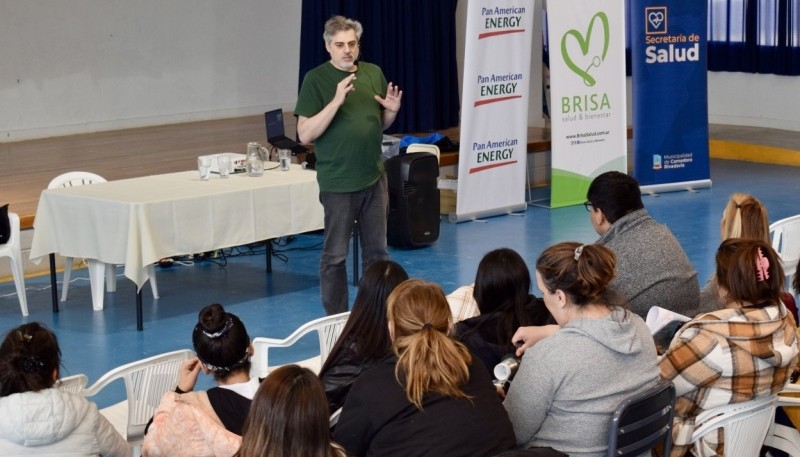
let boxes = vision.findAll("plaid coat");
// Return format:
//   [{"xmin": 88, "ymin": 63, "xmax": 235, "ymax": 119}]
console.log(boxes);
[{"xmin": 659, "ymin": 304, "xmax": 799, "ymax": 457}]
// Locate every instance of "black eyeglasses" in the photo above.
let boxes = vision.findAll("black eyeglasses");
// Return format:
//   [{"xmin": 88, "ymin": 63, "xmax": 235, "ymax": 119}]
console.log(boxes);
[{"xmin": 584, "ymin": 201, "xmax": 593, "ymax": 212}]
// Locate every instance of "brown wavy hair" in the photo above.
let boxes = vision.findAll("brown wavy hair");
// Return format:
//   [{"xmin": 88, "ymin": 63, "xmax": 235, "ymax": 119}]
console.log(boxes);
[
  {"xmin": 236, "ymin": 365, "xmax": 337, "ymax": 457},
  {"xmin": 387, "ymin": 279, "xmax": 472, "ymax": 410},
  {"xmin": 535, "ymin": 242, "xmax": 624, "ymax": 308},
  {"xmin": 716, "ymin": 238, "xmax": 784, "ymax": 308}
]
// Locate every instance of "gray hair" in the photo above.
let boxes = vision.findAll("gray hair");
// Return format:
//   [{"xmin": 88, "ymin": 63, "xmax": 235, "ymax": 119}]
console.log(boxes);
[{"xmin": 323, "ymin": 15, "xmax": 363, "ymax": 44}]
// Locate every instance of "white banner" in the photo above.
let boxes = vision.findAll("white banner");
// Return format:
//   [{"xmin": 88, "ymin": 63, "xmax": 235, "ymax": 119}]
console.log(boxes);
[
  {"xmin": 548, "ymin": 0, "xmax": 627, "ymax": 208},
  {"xmin": 454, "ymin": 0, "xmax": 535, "ymax": 222}
]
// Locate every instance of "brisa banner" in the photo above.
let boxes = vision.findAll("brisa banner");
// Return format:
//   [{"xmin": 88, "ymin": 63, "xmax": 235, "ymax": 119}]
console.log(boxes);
[
  {"xmin": 455, "ymin": 0, "xmax": 534, "ymax": 222},
  {"xmin": 548, "ymin": 0, "xmax": 627, "ymax": 208},
  {"xmin": 630, "ymin": 0, "xmax": 711, "ymax": 192}
]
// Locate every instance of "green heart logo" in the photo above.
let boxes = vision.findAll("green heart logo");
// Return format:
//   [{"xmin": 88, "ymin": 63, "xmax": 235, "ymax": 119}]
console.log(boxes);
[{"xmin": 560, "ymin": 12, "xmax": 610, "ymax": 87}]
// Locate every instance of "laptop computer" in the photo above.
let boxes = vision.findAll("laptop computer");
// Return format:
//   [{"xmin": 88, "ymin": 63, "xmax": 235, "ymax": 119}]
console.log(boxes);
[{"xmin": 265, "ymin": 109, "xmax": 309, "ymax": 155}]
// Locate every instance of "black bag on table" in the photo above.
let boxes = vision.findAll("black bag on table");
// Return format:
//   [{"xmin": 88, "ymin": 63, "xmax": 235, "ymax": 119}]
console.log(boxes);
[{"xmin": 0, "ymin": 204, "xmax": 10, "ymax": 244}]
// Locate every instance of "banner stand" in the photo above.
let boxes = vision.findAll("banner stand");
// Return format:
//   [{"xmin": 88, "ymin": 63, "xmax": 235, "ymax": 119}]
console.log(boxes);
[
  {"xmin": 448, "ymin": 203, "xmax": 529, "ymax": 224},
  {"xmin": 640, "ymin": 179, "xmax": 711, "ymax": 196},
  {"xmin": 454, "ymin": 1, "xmax": 535, "ymax": 222}
]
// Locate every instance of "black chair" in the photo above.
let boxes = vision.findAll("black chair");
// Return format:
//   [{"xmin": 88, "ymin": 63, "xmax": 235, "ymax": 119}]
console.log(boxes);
[{"xmin": 607, "ymin": 380, "xmax": 676, "ymax": 457}]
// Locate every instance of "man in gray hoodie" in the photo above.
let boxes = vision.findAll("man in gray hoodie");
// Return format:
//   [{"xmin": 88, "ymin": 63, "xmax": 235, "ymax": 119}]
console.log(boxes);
[{"xmin": 585, "ymin": 171, "xmax": 701, "ymax": 319}]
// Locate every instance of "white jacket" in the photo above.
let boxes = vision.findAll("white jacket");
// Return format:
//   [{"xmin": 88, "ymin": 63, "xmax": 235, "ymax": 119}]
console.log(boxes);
[{"xmin": 0, "ymin": 387, "xmax": 129, "ymax": 457}]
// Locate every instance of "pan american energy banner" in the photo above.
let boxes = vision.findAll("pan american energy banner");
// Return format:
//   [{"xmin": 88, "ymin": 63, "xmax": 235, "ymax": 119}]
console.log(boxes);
[
  {"xmin": 455, "ymin": 0, "xmax": 534, "ymax": 222},
  {"xmin": 548, "ymin": 0, "xmax": 627, "ymax": 208},
  {"xmin": 630, "ymin": 0, "xmax": 711, "ymax": 192}
]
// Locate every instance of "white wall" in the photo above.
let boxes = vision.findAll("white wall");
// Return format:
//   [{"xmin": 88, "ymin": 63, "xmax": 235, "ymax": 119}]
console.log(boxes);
[
  {"xmin": 1, "ymin": 1, "xmax": 798, "ymax": 143},
  {"xmin": 708, "ymin": 72, "xmax": 800, "ymax": 132},
  {"xmin": 0, "ymin": 0, "xmax": 302, "ymax": 141}
]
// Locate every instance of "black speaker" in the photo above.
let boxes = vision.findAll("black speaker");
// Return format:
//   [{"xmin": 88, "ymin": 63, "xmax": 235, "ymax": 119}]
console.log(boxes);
[{"xmin": 385, "ymin": 152, "xmax": 440, "ymax": 248}]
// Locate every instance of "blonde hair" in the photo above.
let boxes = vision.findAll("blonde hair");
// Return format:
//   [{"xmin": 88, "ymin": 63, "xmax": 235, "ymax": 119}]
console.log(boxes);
[
  {"xmin": 720, "ymin": 193, "xmax": 769, "ymax": 242},
  {"xmin": 387, "ymin": 279, "xmax": 472, "ymax": 410}
]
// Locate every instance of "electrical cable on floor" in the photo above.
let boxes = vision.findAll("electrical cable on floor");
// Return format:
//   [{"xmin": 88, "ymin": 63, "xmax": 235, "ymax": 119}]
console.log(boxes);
[{"xmin": 0, "ymin": 236, "xmax": 326, "ymax": 301}]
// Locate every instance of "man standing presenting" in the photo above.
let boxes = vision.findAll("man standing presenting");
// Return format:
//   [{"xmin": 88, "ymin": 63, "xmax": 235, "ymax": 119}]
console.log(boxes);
[{"xmin": 295, "ymin": 16, "xmax": 402, "ymax": 315}]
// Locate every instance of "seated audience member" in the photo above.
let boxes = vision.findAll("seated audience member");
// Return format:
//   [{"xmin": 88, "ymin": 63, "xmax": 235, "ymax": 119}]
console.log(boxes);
[
  {"xmin": 505, "ymin": 242, "xmax": 659, "ymax": 456},
  {"xmin": 235, "ymin": 364, "xmax": 346, "ymax": 457},
  {"xmin": 319, "ymin": 260, "xmax": 408, "ymax": 414},
  {"xmin": 334, "ymin": 279, "xmax": 516, "ymax": 457},
  {"xmin": 454, "ymin": 248, "xmax": 554, "ymax": 377},
  {"xmin": 0, "ymin": 323, "xmax": 129, "ymax": 457},
  {"xmin": 143, "ymin": 303, "xmax": 257, "ymax": 457},
  {"xmin": 586, "ymin": 171, "xmax": 700, "ymax": 318},
  {"xmin": 659, "ymin": 239, "xmax": 799, "ymax": 457},
  {"xmin": 698, "ymin": 193, "xmax": 771, "ymax": 311}
]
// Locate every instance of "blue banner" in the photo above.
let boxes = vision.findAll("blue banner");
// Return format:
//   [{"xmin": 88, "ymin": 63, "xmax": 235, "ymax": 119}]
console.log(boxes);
[{"xmin": 630, "ymin": 0, "xmax": 710, "ymax": 189}]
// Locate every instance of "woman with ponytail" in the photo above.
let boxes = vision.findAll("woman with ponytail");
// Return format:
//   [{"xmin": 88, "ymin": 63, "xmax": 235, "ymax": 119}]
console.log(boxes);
[
  {"xmin": 333, "ymin": 279, "xmax": 515, "ymax": 457},
  {"xmin": 143, "ymin": 303, "xmax": 256, "ymax": 457},
  {"xmin": 504, "ymin": 242, "xmax": 659, "ymax": 456},
  {"xmin": 0, "ymin": 323, "xmax": 129, "ymax": 456},
  {"xmin": 698, "ymin": 193, "xmax": 777, "ymax": 312}
]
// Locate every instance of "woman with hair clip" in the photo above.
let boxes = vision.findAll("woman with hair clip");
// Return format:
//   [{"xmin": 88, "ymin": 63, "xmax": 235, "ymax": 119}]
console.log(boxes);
[
  {"xmin": 504, "ymin": 242, "xmax": 659, "ymax": 456},
  {"xmin": 659, "ymin": 239, "xmax": 799, "ymax": 457},
  {"xmin": 696, "ymin": 193, "xmax": 796, "ymax": 318},
  {"xmin": 235, "ymin": 364, "xmax": 346, "ymax": 457},
  {"xmin": 0, "ymin": 322, "xmax": 129, "ymax": 456},
  {"xmin": 333, "ymin": 279, "xmax": 516, "ymax": 457},
  {"xmin": 454, "ymin": 248, "xmax": 554, "ymax": 378},
  {"xmin": 319, "ymin": 259, "xmax": 408, "ymax": 414},
  {"xmin": 143, "ymin": 303, "xmax": 257, "ymax": 457}
]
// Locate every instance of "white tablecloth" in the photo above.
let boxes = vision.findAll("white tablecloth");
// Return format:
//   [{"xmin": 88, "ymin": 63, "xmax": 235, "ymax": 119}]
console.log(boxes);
[{"xmin": 30, "ymin": 166, "xmax": 324, "ymax": 288}]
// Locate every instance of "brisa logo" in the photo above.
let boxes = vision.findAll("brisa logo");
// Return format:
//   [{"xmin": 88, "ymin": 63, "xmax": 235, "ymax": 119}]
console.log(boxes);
[{"xmin": 561, "ymin": 12, "xmax": 610, "ymax": 87}]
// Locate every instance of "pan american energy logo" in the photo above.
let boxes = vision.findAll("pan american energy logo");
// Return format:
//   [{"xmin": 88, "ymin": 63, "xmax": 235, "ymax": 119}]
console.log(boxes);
[
  {"xmin": 559, "ymin": 12, "xmax": 611, "ymax": 122},
  {"xmin": 470, "ymin": 137, "xmax": 519, "ymax": 174},
  {"xmin": 644, "ymin": 6, "xmax": 700, "ymax": 63},
  {"xmin": 473, "ymin": 5, "xmax": 527, "ymax": 107},
  {"xmin": 479, "ymin": 5, "xmax": 526, "ymax": 39}
]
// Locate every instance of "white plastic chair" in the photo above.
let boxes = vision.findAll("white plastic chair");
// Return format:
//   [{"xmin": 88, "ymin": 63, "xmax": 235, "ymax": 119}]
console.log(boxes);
[
  {"xmin": 250, "ymin": 311, "xmax": 350, "ymax": 379},
  {"xmin": 0, "ymin": 211, "xmax": 29, "ymax": 316},
  {"xmin": 48, "ymin": 172, "xmax": 159, "ymax": 307},
  {"xmin": 57, "ymin": 373, "xmax": 88, "ymax": 394},
  {"xmin": 407, "ymin": 143, "xmax": 441, "ymax": 163},
  {"xmin": 81, "ymin": 349, "xmax": 193, "ymax": 455},
  {"xmin": 690, "ymin": 395, "xmax": 778, "ymax": 457},
  {"xmin": 763, "ymin": 383, "xmax": 800, "ymax": 456},
  {"xmin": 770, "ymin": 214, "xmax": 800, "ymax": 291}
]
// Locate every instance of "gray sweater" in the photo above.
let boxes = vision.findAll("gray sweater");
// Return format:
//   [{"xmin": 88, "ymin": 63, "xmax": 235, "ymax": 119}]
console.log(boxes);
[
  {"xmin": 504, "ymin": 308, "xmax": 659, "ymax": 457},
  {"xmin": 598, "ymin": 208, "xmax": 701, "ymax": 318}
]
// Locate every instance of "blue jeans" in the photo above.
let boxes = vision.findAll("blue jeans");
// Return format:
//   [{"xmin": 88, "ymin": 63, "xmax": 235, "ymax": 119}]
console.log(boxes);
[{"xmin": 319, "ymin": 174, "xmax": 389, "ymax": 314}]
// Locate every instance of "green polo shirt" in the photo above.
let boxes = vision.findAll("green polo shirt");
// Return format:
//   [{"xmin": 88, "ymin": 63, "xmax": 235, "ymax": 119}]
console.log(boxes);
[{"xmin": 295, "ymin": 61, "xmax": 387, "ymax": 193}]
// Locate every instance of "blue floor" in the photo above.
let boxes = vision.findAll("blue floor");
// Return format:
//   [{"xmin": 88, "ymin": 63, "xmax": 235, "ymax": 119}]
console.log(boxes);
[{"xmin": 1, "ymin": 158, "xmax": 798, "ymax": 407}]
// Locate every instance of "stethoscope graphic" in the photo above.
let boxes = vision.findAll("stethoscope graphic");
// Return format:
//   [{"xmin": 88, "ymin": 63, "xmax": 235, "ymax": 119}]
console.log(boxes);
[{"xmin": 583, "ymin": 56, "xmax": 603, "ymax": 86}]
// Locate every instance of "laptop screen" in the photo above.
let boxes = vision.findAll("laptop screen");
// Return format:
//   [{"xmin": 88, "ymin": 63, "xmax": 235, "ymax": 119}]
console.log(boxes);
[{"xmin": 265, "ymin": 109, "xmax": 285, "ymax": 142}]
